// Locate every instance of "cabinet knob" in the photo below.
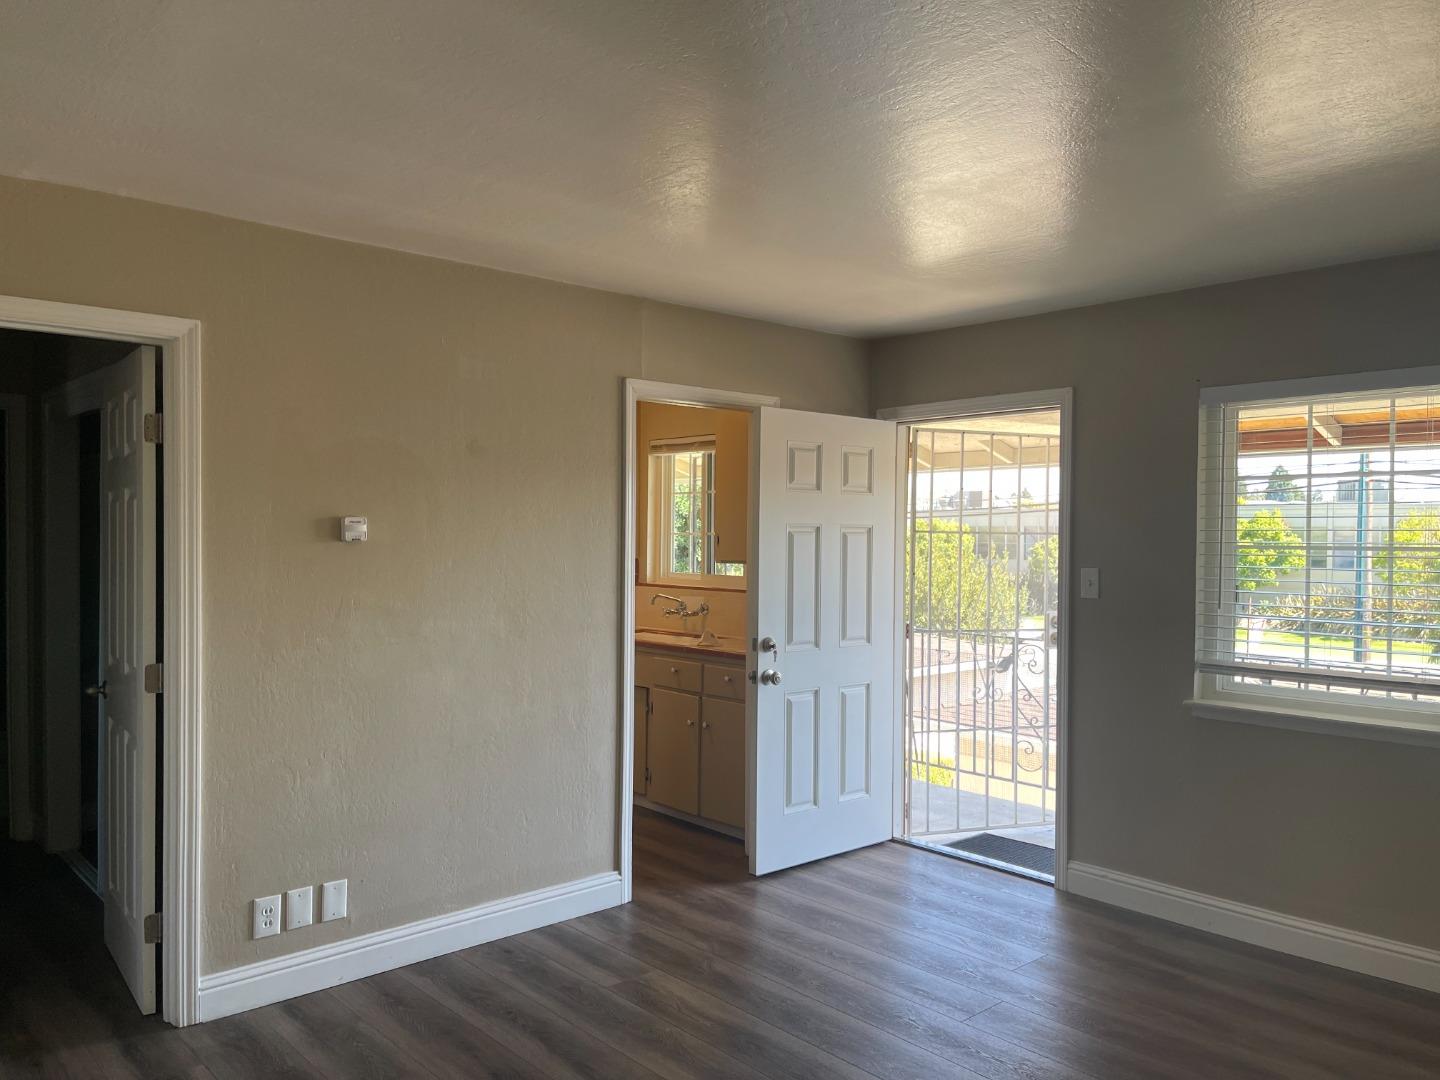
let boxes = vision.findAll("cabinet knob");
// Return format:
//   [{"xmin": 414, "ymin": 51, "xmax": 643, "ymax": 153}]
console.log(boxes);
[
  {"xmin": 701, "ymin": 721, "xmax": 710, "ymax": 729},
  {"xmin": 686, "ymin": 717, "xmax": 696, "ymax": 726},
  {"xmin": 670, "ymin": 666, "xmax": 679, "ymax": 674}
]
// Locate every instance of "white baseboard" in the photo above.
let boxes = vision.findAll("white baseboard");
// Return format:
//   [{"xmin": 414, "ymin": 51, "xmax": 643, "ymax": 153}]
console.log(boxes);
[
  {"xmin": 1067, "ymin": 862, "xmax": 1440, "ymax": 994},
  {"xmin": 196, "ymin": 870, "xmax": 624, "ymax": 1022}
]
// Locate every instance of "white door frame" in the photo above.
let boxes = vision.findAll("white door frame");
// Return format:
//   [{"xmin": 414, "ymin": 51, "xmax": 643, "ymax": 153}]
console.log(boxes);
[
  {"xmin": 2, "ymin": 393, "xmax": 31, "ymax": 841},
  {"xmin": 0, "ymin": 295, "xmax": 202, "ymax": 1025},
  {"xmin": 878, "ymin": 388, "xmax": 1074, "ymax": 892},
  {"xmin": 619, "ymin": 379, "xmax": 778, "ymax": 900}
]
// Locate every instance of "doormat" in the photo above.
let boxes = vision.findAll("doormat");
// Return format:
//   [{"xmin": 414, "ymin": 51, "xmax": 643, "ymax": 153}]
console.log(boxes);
[{"xmin": 945, "ymin": 833, "xmax": 1055, "ymax": 877}]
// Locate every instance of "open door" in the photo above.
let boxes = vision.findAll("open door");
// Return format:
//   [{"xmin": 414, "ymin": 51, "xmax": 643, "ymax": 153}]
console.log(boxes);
[
  {"xmin": 750, "ymin": 407, "xmax": 897, "ymax": 875},
  {"xmin": 98, "ymin": 345, "xmax": 159, "ymax": 1014}
]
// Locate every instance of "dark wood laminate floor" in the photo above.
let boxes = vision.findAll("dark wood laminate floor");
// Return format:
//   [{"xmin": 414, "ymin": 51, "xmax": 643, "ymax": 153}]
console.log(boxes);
[{"xmin": 5, "ymin": 810, "xmax": 1440, "ymax": 1079}]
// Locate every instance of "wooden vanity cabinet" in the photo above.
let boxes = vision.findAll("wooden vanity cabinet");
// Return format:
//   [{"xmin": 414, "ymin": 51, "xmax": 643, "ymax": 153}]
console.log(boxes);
[
  {"xmin": 633, "ymin": 685, "xmax": 648, "ymax": 797},
  {"xmin": 646, "ymin": 687, "xmax": 700, "ymax": 814},
  {"xmin": 635, "ymin": 648, "xmax": 746, "ymax": 832},
  {"xmin": 699, "ymin": 696, "xmax": 745, "ymax": 827}
]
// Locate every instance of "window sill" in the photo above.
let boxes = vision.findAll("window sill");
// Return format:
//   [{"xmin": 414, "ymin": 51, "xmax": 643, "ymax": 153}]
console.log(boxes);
[{"xmin": 1186, "ymin": 697, "xmax": 1440, "ymax": 747}]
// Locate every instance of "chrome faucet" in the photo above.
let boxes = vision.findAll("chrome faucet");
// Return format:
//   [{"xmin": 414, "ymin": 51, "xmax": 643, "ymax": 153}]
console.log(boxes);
[{"xmin": 650, "ymin": 593, "xmax": 710, "ymax": 620}]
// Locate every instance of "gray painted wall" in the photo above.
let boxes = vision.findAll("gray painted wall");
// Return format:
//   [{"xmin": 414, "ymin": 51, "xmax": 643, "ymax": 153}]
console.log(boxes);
[{"xmin": 870, "ymin": 251, "xmax": 1440, "ymax": 949}]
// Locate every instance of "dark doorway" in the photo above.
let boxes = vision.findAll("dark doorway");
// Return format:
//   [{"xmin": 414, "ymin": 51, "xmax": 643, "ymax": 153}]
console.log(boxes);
[{"xmin": 77, "ymin": 410, "xmax": 101, "ymax": 868}]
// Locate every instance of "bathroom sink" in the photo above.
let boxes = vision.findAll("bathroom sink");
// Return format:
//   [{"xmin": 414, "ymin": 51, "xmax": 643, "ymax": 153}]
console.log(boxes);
[
  {"xmin": 635, "ymin": 629, "xmax": 740, "ymax": 654},
  {"xmin": 639, "ymin": 630, "xmax": 717, "ymax": 646}
]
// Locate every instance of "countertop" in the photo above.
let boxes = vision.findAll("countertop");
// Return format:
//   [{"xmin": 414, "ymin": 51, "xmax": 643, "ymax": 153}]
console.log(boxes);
[{"xmin": 634, "ymin": 629, "xmax": 747, "ymax": 661}]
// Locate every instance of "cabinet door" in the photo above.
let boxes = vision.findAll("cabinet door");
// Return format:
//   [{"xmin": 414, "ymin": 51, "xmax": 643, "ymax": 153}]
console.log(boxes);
[
  {"xmin": 713, "ymin": 410, "xmax": 750, "ymax": 566},
  {"xmin": 634, "ymin": 686, "xmax": 649, "ymax": 797},
  {"xmin": 647, "ymin": 688, "xmax": 699, "ymax": 814},
  {"xmin": 700, "ymin": 697, "xmax": 746, "ymax": 828}
]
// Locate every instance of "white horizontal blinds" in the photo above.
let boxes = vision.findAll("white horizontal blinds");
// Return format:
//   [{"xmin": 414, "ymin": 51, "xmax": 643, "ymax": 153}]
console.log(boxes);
[{"xmin": 1197, "ymin": 384, "xmax": 1440, "ymax": 696}]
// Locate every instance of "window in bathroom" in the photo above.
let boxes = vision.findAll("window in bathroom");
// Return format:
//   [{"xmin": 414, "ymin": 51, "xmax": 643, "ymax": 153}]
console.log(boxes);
[{"xmin": 650, "ymin": 439, "xmax": 744, "ymax": 584}]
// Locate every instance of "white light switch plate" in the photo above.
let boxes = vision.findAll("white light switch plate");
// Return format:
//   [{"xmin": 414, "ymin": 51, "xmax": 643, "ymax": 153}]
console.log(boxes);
[
  {"xmin": 252, "ymin": 895, "xmax": 281, "ymax": 939},
  {"xmin": 321, "ymin": 878, "xmax": 348, "ymax": 922},
  {"xmin": 1080, "ymin": 567, "xmax": 1101, "ymax": 599},
  {"xmin": 285, "ymin": 885, "xmax": 314, "ymax": 930}
]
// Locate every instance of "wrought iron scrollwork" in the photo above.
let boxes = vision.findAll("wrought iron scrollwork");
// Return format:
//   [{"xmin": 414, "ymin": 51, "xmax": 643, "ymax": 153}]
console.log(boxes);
[{"xmin": 968, "ymin": 632, "xmax": 1053, "ymax": 772}]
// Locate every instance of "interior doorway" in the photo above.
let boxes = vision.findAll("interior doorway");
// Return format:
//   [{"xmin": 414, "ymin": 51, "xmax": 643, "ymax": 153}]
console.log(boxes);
[
  {"xmin": 0, "ymin": 294, "xmax": 200, "ymax": 1027},
  {"xmin": 2, "ymin": 326, "xmax": 166, "ymax": 1017},
  {"xmin": 622, "ymin": 382, "xmax": 775, "ymax": 897},
  {"xmin": 884, "ymin": 393, "xmax": 1071, "ymax": 886},
  {"xmin": 620, "ymin": 381, "xmax": 902, "ymax": 888}
]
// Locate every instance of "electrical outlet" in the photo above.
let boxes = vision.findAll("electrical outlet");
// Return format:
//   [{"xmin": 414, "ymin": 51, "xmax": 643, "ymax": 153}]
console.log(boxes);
[
  {"xmin": 285, "ymin": 885, "xmax": 314, "ymax": 931},
  {"xmin": 321, "ymin": 879, "xmax": 348, "ymax": 922},
  {"xmin": 252, "ymin": 895, "xmax": 281, "ymax": 939}
]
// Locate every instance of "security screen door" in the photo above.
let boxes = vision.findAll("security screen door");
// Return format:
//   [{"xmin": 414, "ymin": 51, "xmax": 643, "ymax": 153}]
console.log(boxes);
[{"xmin": 901, "ymin": 411, "xmax": 1061, "ymax": 878}]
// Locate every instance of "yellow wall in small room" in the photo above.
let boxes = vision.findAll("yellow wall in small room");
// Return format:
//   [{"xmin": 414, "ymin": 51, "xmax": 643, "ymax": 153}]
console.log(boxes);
[
  {"xmin": 0, "ymin": 174, "xmax": 868, "ymax": 975},
  {"xmin": 634, "ymin": 584, "xmax": 747, "ymax": 639},
  {"xmin": 636, "ymin": 401, "xmax": 751, "ymax": 569},
  {"xmin": 635, "ymin": 401, "xmax": 750, "ymax": 637}
]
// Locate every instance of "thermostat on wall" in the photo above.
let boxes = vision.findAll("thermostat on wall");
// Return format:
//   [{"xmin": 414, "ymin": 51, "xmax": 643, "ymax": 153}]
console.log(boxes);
[{"xmin": 340, "ymin": 516, "xmax": 368, "ymax": 543}]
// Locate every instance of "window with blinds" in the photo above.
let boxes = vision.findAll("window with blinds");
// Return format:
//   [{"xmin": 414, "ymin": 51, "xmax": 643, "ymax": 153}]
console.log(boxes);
[{"xmin": 1196, "ymin": 375, "xmax": 1440, "ymax": 719}]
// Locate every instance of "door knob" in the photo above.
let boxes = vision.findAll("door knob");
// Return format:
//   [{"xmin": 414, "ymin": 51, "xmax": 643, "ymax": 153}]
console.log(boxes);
[
  {"xmin": 85, "ymin": 681, "xmax": 108, "ymax": 699},
  {"xmin": 759, "ymin": 636, "xmax": 778, "ymax": 661},
  {"xmin": 759, "ymin": 669, "xmax": 783, "ymax": 686}
]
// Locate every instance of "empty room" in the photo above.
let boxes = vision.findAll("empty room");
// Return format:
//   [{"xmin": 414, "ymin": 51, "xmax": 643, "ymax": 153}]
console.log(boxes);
[{"xmin": 2, "ymin": 2, "xmax": 1438, "ymax": 1077}]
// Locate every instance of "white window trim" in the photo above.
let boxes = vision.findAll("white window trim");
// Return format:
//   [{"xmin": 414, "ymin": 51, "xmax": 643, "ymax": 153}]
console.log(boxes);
[
  {"xmin": 1191, "ymin": 365, "xmax": 1440, "ymax": 744},
  {"xmin": 1187, "ymin": 688, "xmax": 1440, "ymax": 747}
]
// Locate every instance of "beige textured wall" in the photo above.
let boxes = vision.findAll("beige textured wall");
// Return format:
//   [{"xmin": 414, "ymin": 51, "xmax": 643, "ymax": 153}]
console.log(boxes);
[
  {"xmin": 870, "ymin": 251, "xmax": 1440, "ymax": 950},
  {"xmin": 0, "ymin": 175, "xmax": 867, "ymax": 973}
]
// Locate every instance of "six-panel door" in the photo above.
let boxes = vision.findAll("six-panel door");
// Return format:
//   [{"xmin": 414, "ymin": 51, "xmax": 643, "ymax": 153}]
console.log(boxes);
[
  {"xmin": 99, "ymin": 346, "xmax": 158, "ymax": 1015},
  {"xmin": 751, "ymin": 406, "xmax": 897, "ymax": 875}
]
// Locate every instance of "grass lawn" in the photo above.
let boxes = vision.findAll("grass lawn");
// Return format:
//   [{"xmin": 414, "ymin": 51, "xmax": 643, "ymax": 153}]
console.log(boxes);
[{"xmin": 1240, "ymin": 629, "xmax": 1437, "ymax": 664}]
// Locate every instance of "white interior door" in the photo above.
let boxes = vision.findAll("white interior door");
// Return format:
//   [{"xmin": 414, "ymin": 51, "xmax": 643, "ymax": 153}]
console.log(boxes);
[
  {"xmin": 750, "ymin": 407, "xmax": 897, "ymax": 875},
  {"xmin": 99, "ymin": 345, "xmax": 158, "ymax": 1014}
]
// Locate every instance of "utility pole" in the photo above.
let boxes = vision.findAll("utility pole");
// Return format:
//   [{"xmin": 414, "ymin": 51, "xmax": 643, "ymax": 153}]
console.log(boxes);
[{"xmin": 1353, "ymin": 452, "xmax": 1369, "ymax": 664}]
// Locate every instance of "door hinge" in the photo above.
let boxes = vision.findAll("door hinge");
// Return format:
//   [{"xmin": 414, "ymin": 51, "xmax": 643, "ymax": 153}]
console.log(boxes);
[
  {"xmin": 645, "ymin": 767, "xmax": 652, "ymax": 783},
  {"xmin": 144, "ymin": 663, "xmax": 163, "ymax": 693},
  {"xmin": 143, "ymin": 413, "xmax": 163, "ymax": 444},
  {"xmin": 144, "ymin": 912, "xmax": 162, "ymax": 944}
]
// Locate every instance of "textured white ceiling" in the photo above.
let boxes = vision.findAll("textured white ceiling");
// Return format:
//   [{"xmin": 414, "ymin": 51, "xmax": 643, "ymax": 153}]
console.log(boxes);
[{"xmin": 2, "ymin": 1, "xmax": 1438, "ymax": 335}]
